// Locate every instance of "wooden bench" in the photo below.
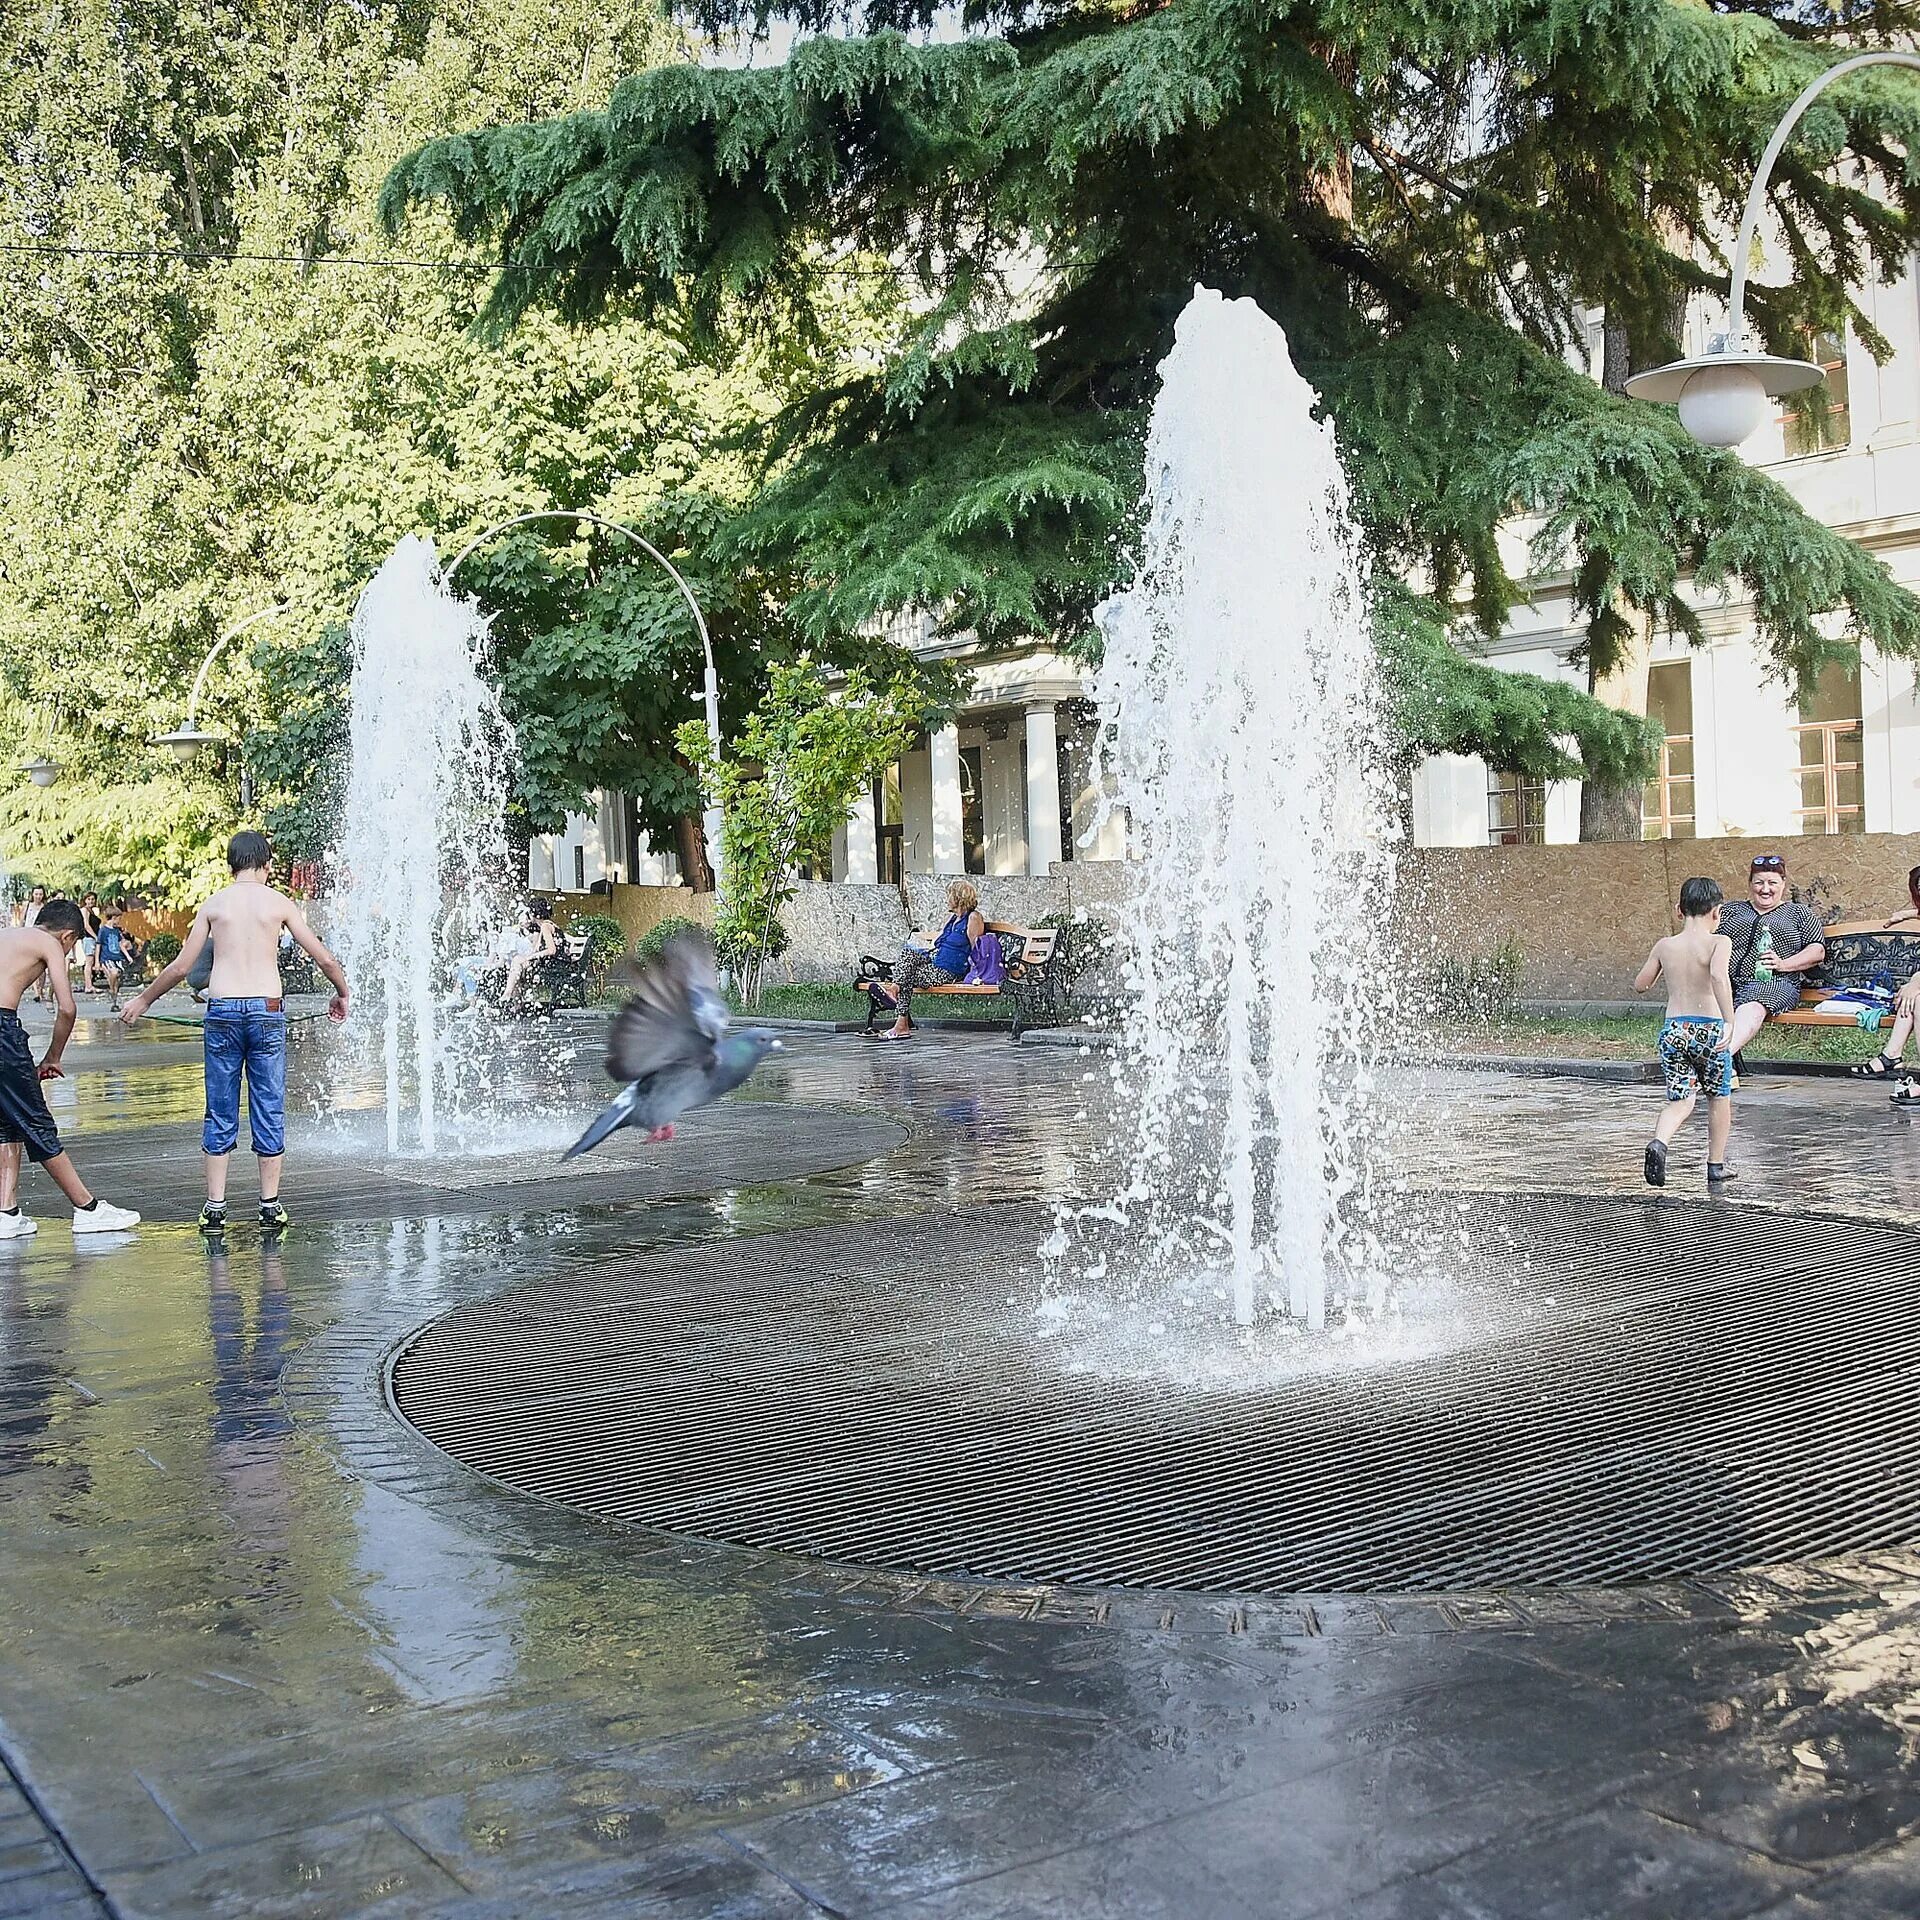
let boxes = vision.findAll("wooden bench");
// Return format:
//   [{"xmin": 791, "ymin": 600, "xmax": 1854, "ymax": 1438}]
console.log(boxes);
[
  {"xmin": 1772, "ymin": 928, "xmax": 1920, "ymax": 1028},
  {"xmin": 523, "ymin": 931, "xmax": 595, "ymax": 1011},
  {"xmin": 854, "ymin": 921, "xmax": 1067, "ymax": 1039}
]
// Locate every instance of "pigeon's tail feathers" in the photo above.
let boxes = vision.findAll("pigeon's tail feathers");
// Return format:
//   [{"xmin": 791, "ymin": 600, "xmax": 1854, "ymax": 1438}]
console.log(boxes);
[
  {"xmin": 561, "ymin": 1085, "xmax": 636, "ymax": 1162},
  {"xmin": 608, "ymin": 930, "xmax": 728, "ymax": 1084}
]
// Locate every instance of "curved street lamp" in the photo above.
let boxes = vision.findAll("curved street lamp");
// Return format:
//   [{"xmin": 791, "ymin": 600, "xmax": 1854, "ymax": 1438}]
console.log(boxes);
[
  {"xmin": 445, "ymin": 510, "xmax": 724, "ymax": 896},
  {"xmin": 18, "ymin": 755, "xmax": 61, "ymax": 789},
  {"xmin": 1627, "ymin": 51, "xmax": 1920, "ymax": 444},
  {"xmin": 151, "ymin": 603, "xmax": 287, "ymax": 767}
]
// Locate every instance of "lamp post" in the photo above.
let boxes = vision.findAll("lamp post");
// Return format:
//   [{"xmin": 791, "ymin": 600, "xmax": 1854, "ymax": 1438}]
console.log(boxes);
[
  {"xmin": 1626, "ymin": 52, "xmax": 1920, "ymax": 444},
  {"xmin": 150, "ymin": 604, "xmax": 288, "ymax": 791},
  {"xmin": 444, "ymin": 510, "xmax": 724, "ymax": 897}
]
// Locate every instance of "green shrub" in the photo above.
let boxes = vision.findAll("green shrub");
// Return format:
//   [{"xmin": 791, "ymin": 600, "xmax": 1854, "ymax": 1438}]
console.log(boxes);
[
  {"xmin": 1036, "ymin": 909, "xmax": 1114, "ymax": 1004},
  {"xmin": 1431, "ymin": 937, "xmax": 1524, "ymax": 1019},
  {"xmin": 712, "ymin": 904, "xmax": 789, "ymax": 980},
  {"xmin": 146, "ymin": 931, "xmax": 183, "ymax": 971},
  {"xmin": 634, "ymin": 915, "xmax": 707, "ymax": 966},
  {"xmin": 569, "ymin": 913, "xmax": 629, "ymax": 988}
]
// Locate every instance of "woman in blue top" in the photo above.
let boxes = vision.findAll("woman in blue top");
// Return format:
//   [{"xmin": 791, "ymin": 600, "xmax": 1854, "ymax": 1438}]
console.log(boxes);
[{"xmin": 876, "ymin": 880, "xmax": 984, "ymax": 1041}]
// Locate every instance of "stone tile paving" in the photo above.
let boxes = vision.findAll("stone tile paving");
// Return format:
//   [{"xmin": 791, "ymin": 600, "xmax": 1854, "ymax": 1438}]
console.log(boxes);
[{"xmin": 0, "ymin": 1017, "xmax": 1916, "ymax": 1914}]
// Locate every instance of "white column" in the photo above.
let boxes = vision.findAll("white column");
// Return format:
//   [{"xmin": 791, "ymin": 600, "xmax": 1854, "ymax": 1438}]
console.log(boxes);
[
  {"xmin": 844, "ymin": 781, "xmax": 879, "ymax": 884},
  {"xmin": 929, "ymin": 724, "xmax": 966, "ymax": 874},
  {"xmin": 1025, "ymin": 703, "xmax": 1064, "ymax": 876}
]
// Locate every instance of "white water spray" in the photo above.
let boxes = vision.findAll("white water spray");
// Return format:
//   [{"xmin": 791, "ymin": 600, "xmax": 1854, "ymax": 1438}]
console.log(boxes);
[
  {"xmin": 1068, "ymin": 287, "xmax": 1398, "ymax": 1333},
  {"xmin": 334, "ymin": 537, "xmax": 519, "ymax": 1157}
]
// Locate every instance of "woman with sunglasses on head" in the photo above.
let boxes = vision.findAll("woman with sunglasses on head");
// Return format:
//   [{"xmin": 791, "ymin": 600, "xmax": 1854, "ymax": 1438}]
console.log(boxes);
[{"xmin": 1717, "ymin": 854, "xmax": 1827, "ymax": 1073}]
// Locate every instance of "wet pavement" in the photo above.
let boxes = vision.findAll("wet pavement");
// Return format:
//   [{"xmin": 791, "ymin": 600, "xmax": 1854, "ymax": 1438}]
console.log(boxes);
[{"xmin": 1, "ymin": 1004, "xmax": 1918, "ymax": 1917}]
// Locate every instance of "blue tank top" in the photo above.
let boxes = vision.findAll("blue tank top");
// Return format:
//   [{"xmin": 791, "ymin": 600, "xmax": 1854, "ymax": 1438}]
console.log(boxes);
[{"xmin": 931, "ymin": 913, "xmax": 973, "ymax": 974}]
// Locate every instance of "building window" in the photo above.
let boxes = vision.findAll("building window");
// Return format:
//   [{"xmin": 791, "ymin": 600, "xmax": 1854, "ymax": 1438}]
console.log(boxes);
[
  {"xmin": 1487, "ymin": 769, "xmax": 1547, "ymax": 846},
  {"xmin": 1794, "ymin": 659, "xmax": 1865, "ymax": 835},
  {"xmin": 1781, "ymin": 332, "xmax": 1850, "ymax": 457},
  {"xmin": 1642, "ymin": 661, "xmax": 1696, "ymax": 840}
]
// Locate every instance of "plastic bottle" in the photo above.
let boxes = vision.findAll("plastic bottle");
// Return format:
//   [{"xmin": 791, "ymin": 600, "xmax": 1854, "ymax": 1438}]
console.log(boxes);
[{"xmin": 1754, "ymin": 924, "xmax": 1775, "ymax": 982}]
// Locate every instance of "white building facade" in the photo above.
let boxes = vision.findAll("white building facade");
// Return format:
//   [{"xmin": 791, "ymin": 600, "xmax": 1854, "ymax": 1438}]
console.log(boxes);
[{"xmin": 1416, "ymin": 269, "xmax": 1920, "ymax": 849}]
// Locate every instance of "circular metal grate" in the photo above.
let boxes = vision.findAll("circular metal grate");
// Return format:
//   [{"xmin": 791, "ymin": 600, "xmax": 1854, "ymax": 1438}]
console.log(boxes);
[{"xmin": 390, "ymin": 1194, "xmax": 1920, "ymax": 1594}]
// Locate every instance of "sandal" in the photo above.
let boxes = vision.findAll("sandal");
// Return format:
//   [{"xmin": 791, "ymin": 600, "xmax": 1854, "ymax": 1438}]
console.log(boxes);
[
  {"xmin": 1893, "ymin": 1077, "xmax": 1919, "ymax": 1108},
  {"xmin": 1850, "ymin": 1053, "xmax": 1901, "ymax": 1078}
]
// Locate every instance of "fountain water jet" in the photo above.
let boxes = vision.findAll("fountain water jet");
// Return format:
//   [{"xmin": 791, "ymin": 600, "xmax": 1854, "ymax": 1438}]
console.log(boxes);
[
  {"xmin": 334, "ymin": 536, "xmax": 519, "ymax": 1157},
  {"xmin": 1066, "ymin": 287, "xmax": 1398, "ymax": 1333}
]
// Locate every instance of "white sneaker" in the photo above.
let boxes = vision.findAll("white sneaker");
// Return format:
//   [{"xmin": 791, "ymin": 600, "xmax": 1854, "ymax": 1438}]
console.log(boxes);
[
  {"xmin": 0, "ymin": 1211, "xmax": 36, "ymax": 1238},
  {"xmin": 73, "ymin": 1200, "xmax": 140, "ymax": 1233}
]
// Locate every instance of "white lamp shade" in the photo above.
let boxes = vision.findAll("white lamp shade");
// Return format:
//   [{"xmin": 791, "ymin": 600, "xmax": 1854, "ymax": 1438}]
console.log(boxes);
[
  {"xmin": 1676, "ymin": 364, "xmax": 1771, "ymax": 448},
  {"xmin": 150, "ymin": 724, "xmax": 219, "ymax": 763},
  {"xmin": 1624, "ymin": 350, "xmax": 1822, "ymax": 449},
  {"xmin": 22, "ymin": 758, "xmax": 59, "ymax": 788}
]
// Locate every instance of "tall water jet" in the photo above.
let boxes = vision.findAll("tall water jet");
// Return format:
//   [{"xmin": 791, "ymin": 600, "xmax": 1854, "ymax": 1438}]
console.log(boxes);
[
  {"xmin": 1070, "ymin": 287, "xmax": 1398, "ymax": 1333},
  {"xmin": 335, "ymin": 536, "xmax": 518, "ymax": 1156}
]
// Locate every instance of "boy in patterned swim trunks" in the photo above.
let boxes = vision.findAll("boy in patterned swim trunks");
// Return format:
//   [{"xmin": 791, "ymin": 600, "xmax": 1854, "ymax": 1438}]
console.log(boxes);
[{"xmin": 1633, "ymin": 877, "xmax": 1737, "ymax": 1190}]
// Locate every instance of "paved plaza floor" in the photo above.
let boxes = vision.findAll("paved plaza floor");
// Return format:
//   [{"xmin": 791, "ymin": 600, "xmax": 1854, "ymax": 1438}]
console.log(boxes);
[{"xmin": 1, "ymin": 1007, "xmax": 1917, "ymax": 1918}]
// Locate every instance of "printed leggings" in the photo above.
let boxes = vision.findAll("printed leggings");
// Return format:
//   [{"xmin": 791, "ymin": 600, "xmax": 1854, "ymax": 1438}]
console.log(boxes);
[{"xmin": 892, "ymin": 948, "xmax": 961, "ymax": 1018}]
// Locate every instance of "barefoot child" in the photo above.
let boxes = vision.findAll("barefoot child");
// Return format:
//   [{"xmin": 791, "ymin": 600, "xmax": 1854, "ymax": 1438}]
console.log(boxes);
[
  {"xmin": 1634, "ymin": 877, "xmax": 1737, "ymax": 1189},
  {"xmin": 0, "ymin": 900, "xmax": 142, "ymax": 1236},
  {"xmin": 122, "ymin": 831, "xmax": 349, "ymax": 1232}
]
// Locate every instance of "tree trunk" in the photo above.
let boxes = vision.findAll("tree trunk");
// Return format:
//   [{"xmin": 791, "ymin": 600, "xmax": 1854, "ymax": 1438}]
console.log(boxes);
[
  {"xmin": 505, "ymin": 807, "xmax": 534, "ymax": 893},
  {"xmin": 674, "ymin": 811, "xmax": 714, "ymax": 894},
  {"xmin": 1578, "ymin": 297, "xmax": 1671, "ymax": 841}
]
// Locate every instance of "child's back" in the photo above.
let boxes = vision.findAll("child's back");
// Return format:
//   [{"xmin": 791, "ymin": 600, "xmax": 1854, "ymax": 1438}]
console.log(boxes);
[{"xmin": 1650, "ymin": 924, "xmax": 1731, "ymax": 1019}]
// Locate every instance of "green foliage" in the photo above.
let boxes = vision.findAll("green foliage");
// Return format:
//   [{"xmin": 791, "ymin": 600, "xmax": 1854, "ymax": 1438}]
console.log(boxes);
[
  {"xmin": 145, "ymin": 933, "xmax": 184, "ymax": 971},
  {"xmin": 634, "ymin": 914, "xmax": 707, "ymax": 964},
  {"xmin": 712, "ymin": 902, "xmax": 791, "ymax": 981},
  {"xmin": 568, "ymin": 911, "xmax": 630, "ymax": 990},
  {"xmin": 0, "ymin": 0, "xmax": 898, "ymax": 891},
  {"xmin": 678, "ymin": 655, "xmax": 942, "ymax": 1001},
  {"xmin": 1035, "ymin": 909, "xmax": 1112, "ymax": 1005},
  {"xmin": 0, "ymin": 778, "xmax": 233, "ymax": 906},
  {"xmin": 1430, "ymin": 938, "xmax": 1527, "ymax": 1021},
  {"xmin": 386, "ymin": 0, "xmax": 1920, "ymax": 782}
]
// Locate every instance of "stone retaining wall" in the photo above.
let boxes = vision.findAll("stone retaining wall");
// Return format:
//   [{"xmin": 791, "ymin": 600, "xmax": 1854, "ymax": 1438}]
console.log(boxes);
[
  {"xmin": 1399, "ymin": 832, "xmax": 1920, "ymax": 1000},
  {"xmin": 544, "ymin": 833, "xmax": 1919, "ymax": 1001}
]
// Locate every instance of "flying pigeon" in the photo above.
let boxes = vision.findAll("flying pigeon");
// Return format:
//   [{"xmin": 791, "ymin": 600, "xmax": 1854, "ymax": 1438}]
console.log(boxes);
[{"xmin": 561, "ymin": 931, "xmax": 780, "ymax": 1161}]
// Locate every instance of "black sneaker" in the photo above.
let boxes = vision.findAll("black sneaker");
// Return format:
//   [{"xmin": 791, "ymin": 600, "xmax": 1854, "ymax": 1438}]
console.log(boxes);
[
  {"xmin": 1643, "ymin": 1140, "xmax": 1667, "ymax": 1188},
  {"xmin": 1707, "ymin": 1162, "xmax": 1738, "ymax": 1185},
  {"xmin": 198, "ymin": 1202, "xmax": 229, "ymax": 1235},
  {"xmin": 259, "ymin": 1200, "xmax": 290, "ymax": 1232}
]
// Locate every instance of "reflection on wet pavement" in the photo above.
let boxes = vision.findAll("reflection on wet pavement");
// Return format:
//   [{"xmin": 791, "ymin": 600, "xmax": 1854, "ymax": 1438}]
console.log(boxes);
[{"xmin": 0, "ymin": 1016, "xmax": 1917, "ymax": 1915}]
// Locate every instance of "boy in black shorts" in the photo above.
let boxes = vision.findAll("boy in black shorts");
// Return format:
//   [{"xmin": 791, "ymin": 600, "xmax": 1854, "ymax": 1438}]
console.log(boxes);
[{"xmin": 0, "ymin": 900, "xmax": 141, "ymax": 1236}]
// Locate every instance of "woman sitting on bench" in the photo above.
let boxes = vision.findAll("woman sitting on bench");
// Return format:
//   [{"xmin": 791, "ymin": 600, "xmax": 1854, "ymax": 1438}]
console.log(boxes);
[
  {"xmin": 1852, "ymin": 865, "xmax": 1920, "ymax": 1098},
  {"xmin": 875, "ymin": 880, "xmax": 985, "ymax": 1042}
]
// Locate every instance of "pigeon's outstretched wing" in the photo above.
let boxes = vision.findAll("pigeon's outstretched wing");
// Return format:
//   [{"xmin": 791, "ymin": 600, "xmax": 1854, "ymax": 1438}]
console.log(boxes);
[{"xmin": 606, "ymin": 930, "xmax": 728, "ymax": 1087}]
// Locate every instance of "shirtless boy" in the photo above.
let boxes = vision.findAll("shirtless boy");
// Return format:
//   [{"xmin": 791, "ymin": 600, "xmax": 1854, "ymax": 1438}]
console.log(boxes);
[
  {"xmin": 122, "ymin": 832, "xmax": 348, "ymax": 1232},
  {"xmin": 0, "ymin": 900, "xmax": 142, "ymax": 1236},
  {"xmin": 1634, "ymin": 877, "xmax": 1738, "ymax": 1191}
]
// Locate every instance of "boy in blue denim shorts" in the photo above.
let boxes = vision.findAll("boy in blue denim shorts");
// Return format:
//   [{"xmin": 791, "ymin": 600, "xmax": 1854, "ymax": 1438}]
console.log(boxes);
[
  {"xmin": 122, "ymin": 831, "xmax": 348, "ymax": 1232},
  {"xmin": 1633, "ymin": 877, "xmax": 1737, "ymax": 1190}
]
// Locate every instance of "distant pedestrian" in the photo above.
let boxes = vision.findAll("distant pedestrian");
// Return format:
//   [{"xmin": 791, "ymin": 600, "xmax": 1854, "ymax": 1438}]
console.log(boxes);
[
  {"xmin": 95, "ymin": 907, "xmax": 131, "ymax": 1011},
  {"xmin": 1634, "ymin": 877, "xmax": 1737, "ymax": 1190}
]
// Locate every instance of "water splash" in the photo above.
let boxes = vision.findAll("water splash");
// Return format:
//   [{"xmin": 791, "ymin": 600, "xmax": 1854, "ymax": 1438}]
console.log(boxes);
[
  {"xmin": 1055, "ymin": 287, "xmax": 1400, "ymax": 1332},
  {"xmin": 333, "ymin": 536, "xmax": 521, "ymax": 1157}
]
